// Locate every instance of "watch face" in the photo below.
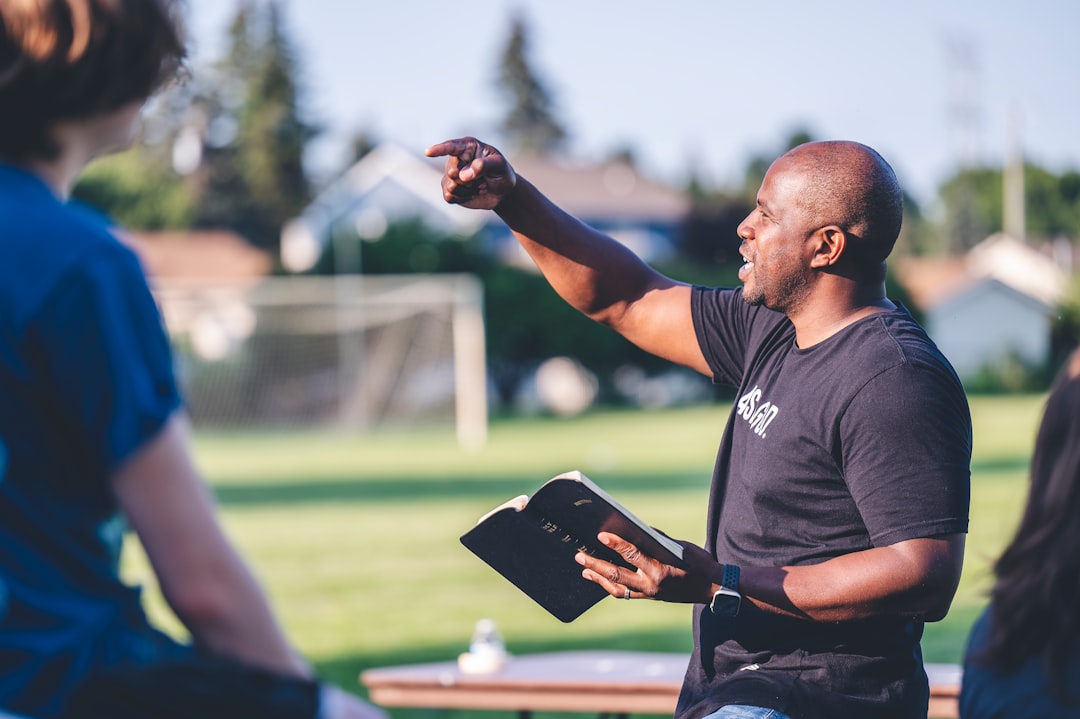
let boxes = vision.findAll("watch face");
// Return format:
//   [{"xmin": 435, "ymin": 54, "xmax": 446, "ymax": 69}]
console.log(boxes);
[{"xmin": 710, "ymin": 588, "xmax": 741, "ymax": 617}]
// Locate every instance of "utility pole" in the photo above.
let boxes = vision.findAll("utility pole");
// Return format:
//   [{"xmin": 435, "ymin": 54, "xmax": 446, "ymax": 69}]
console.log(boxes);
[
  {"xmin": 944, "ymin": 35, "xmax": 982, "ymax": 252},
  {"xmin": 1003, "ymin": 107, "xmax": 1026, "ymax": 244}
]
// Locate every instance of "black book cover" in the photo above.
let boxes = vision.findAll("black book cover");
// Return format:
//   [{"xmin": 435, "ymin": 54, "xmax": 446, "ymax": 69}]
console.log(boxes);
[{"xmin": 460, "ymin": 470, "xmax": 685, "ymax": 622}]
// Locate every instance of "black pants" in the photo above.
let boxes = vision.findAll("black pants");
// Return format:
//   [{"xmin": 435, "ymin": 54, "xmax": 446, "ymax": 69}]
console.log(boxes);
[{"xmin": 64, "ymin": 650, "xmax": 321, "ymax": 719}]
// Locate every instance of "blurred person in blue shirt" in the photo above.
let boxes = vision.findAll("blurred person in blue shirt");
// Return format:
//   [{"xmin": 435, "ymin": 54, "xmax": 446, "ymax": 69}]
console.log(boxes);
[{"xmin": 0, "ymin": 2, "xmax": 384, "ymax": 718}]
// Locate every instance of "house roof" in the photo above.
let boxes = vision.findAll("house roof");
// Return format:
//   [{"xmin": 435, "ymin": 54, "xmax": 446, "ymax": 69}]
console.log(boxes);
[
  {"xmin": 894, "ymin": 233, "xmax": 1069, "ymax": 311},
  {"xmin": 281, "ymin": 143, "xmax": 484, "ymax": 272},
  {"xmin": 966, "ymin": 233, "xmax": 1069, "ymax": 306},
  {"xmin": 281, "ymin": 143, "xmax": 691, "ymax": 272},
  {"xmin": 892, "ymin": 254, "xmax": 971, "ymax": 310},
  {"xmin": 933, "ymin": 275, "xmax": 1057, "ymax": 316},
  {"xmin": 119, "ymin": 228, "xmax": 272, "ymax": 283},
  {"xmin": 508, "ymin": 154, "xmax": 689, "ymax": 223}
]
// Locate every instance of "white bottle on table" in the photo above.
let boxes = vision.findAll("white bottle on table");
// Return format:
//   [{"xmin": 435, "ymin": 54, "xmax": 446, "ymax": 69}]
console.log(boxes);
[{"xmin": 458, "ymin": 618, "xmax": 509, "ymax": 673}]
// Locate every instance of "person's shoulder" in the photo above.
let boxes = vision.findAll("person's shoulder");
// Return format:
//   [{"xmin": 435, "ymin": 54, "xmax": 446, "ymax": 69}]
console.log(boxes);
[
  {"xmin": 0, "ymin": 170, "xmax": 124, "ymax": 257},
  {"xmin": 841, "ymin": 307, "xmax": 952, "ymax": 369},
  {"xmin": 0, "ymin": 180, "xmax": 141, "ymax": 319},
  {"xmin": 51, "ymin": 196, "xmax": 133, "ymax": 260},
  {"xmin": 837, "ymin": 308, "xmax": 965, "ymax": 396},
  {"xmin": 877, "ymin": 308, "xmax": 962, "ymax": 376},
  {"xmin": 57, "ymin": 199, "xmax": 126, "ymax": 247}
]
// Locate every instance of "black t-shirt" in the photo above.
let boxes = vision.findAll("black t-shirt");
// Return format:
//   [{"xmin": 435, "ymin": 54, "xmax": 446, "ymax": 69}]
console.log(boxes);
[{"xmin": 676, "ymin": 286, "xmax": 971, "ymax": 719}]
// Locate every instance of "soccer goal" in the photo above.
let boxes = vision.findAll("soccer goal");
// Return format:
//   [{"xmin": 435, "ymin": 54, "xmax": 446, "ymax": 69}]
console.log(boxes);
[{"xmin": 153, "ymin": 274, "xmax": 487, "ymax": 448}]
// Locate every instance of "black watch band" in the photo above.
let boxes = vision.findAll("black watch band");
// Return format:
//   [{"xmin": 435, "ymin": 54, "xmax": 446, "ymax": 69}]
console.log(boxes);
[
  {"xmin": 709, "ymin": 563, "xmax": 742, "ymax": 617},
  {"xmin": 722, "ymin": 563, "xmax": 740, "ymax": 592}
]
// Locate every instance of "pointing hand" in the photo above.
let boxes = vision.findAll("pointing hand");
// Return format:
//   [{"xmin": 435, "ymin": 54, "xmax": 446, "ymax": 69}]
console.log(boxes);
[{"xmin": 425, "ymin": 137, "xmax": 517, "ymax": 211}]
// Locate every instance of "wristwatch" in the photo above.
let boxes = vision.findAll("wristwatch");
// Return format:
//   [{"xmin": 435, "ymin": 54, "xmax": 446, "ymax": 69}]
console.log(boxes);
[{"xmin": 709, "ymin": 563, "xmax": 742, "ymax": 617}]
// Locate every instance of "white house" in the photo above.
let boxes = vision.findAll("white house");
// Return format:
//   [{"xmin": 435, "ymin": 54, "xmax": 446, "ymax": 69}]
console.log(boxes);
[
  {"xmin": 280, "ymin": 143, "xmax": 486, "ymax": 273},
  {"xmin": 279, "ymin": 142, "xmax": 691, "ymax": 273},
  {"xmin": 925, "ymin": 277, "xmax": 1055, "ymax": 379},
  {"xmin": 895, "ymin": 234, "xmax": 1071, "ymax": 381},
  {"xmin": 491, "ymin": 152, "xmax": 690, "ymax": 266}
]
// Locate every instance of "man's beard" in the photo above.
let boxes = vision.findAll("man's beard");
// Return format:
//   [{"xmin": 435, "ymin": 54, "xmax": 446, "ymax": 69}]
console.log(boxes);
[{"xmin": 741, "ymin": 266, "xmax": 811, "ymax": 315}]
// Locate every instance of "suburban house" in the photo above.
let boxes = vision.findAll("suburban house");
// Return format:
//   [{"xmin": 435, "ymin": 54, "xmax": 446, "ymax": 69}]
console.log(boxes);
[
  {"xmin": 894, "ymin": 233, "xmax": 1071, "ymax": 381},
  {"xmin": 118, "ymin": 228, "xmax": 271, "ymax": 362},
  {"xmin": 279, "ymin": 143, "xmax": 486, "ymax": 273},
  {"xmin": 120, "ymin": 227, "xmax": 272, "ymax": 283},
  {"xmin": 279, "ymin": 142, "xmax": 691, "ymax": 272},
  {"xmin": 487, "ymin": 151, "xmax": 690, "ymax": 267},
  {"xmin": 273, "ymin": 143, "xmax": 695, "ymax": 419}
]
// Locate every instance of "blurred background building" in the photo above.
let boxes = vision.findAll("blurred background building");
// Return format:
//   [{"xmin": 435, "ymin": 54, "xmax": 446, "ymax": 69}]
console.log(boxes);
[{"xmin": 79, "ymin": 0, "xmax": 1079, "ymax": 444}]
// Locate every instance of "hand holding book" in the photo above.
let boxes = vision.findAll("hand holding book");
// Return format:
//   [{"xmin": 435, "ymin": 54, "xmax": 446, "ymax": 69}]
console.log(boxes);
[{"xmin": 460, "ymin": 470, "xmax": 686, "ymax": 622}]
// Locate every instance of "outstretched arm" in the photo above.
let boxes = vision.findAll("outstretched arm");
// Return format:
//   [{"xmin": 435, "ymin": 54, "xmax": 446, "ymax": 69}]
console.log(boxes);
[
  {"xmin": 578, "ymin": 532, "xmax": 965, "ymax": 623},
  {"xmin": 426, "ymin": 137, "xmax": 709, "ymax": 375}
]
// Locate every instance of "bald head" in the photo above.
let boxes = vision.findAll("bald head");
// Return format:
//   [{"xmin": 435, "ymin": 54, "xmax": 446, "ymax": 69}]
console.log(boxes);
[{"xmin": 777, "ymin": 141, "xmax": 904, "ymax": 275}]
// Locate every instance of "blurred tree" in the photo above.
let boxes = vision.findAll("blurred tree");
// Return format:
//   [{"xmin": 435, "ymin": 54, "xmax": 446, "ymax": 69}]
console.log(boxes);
[
  {"xmin": 237, "ymin": 2, "xmax": 313, "ymax": 232},
  {"xmin": 189, "ymin": 0, "xmax": 317, "ymax": 256},
  {"xmin": 939, "ymin": 164, "xmax": 1080, "ymax": 250},
  {"xmin": 894, "ymin": 189, "xmax": 938, "ymax": 257},
  {"xmin": 71, "ymin": 72, "xmax": 198, "ymax": 228},
  {"xmin": 74, "ymin": 147, "xmax": 195, "ymax": 229},
  {"xmin": 672, "ymin": 129, "xmax": 817, "ymax": 283},
  {"xmin": 494, "ymin": 13, "xmax": 567, "ymax": 154},
  {"xmin": 331, "ymin": 219, "xmax": 491, "ymax": 276},
  {"xmin": 1025, "ymin": 166, "xmax": 1080, "ymax": 239},
  {"xmin": 604, "ymin": 144, "xmax": 639, "ymax": 167},
  {"xmin": 939, "ymin": 166, "xmax": 1000, "ymax": 251},
  {"xmin": 344, "ymin": 129, "xmax": 380, "ymax": 168},
  {"xmin": 675, "ymin": 196, "xmax": 750, "ymax": 275},
  {"xmin": 740, "ymin": 128, "xmax": 815, "ymax": 204}
]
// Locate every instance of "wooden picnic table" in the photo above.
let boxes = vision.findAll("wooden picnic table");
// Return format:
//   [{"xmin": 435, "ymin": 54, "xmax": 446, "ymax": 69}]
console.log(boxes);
[{"xmin": 360, "ymin": 649, "xmax": 962, "ymax": 718}]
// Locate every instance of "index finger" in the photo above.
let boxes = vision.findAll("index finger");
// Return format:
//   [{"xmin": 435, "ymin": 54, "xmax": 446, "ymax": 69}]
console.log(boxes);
[
  {"xmin": 598, "ymin": 532, "xmax": 652, "ymax": 568},
  {"xmin": 424, "ymin": 138, "xmax": 475, "ymax": 159}
]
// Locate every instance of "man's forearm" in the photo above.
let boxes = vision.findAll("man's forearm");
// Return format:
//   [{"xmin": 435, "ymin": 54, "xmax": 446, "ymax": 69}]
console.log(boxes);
[
  {"xmin": 738, "ymin": 535, "xmax": 964, "ymax": 623},
  {"xmin": 495, "ymin": 177, "xmax": 665, "ymax": 324}
]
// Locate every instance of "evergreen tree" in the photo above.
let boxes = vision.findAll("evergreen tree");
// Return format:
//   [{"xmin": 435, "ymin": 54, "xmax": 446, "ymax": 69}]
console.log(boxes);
[
  {"xmin": 238, "ymin": 1, "xmax": 314, "ymax": 237},
  {"xmin": 192, "ymin": 0, "xmax": 317, "ymax": 256},
  {"xmin": 494, "ymin": 14, "xmax": 567, "ymax": 154}
]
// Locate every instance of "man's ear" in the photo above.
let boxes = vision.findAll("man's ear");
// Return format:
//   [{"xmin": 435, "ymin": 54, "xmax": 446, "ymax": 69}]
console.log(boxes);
[{"xmin": 809, "ymin": 226, "xmax": 845, "ymax": 268}]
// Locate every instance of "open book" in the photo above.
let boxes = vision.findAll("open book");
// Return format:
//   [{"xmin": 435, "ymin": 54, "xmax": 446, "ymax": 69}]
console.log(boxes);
[{"xmin": 460, "ymin": 470, "xmax": 685, "ymax": 622}]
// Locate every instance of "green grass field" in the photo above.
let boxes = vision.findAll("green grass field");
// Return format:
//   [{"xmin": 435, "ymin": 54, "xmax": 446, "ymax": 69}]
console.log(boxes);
[{"xmin": 122, "ymin": 394, "xmax": 1046, "ymax": 718}]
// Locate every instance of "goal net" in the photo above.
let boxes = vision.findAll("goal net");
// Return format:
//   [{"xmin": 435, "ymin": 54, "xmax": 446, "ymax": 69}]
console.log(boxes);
[{"xmin": 153, "ymin": 274, "xmax": 487, "ymax": 448}]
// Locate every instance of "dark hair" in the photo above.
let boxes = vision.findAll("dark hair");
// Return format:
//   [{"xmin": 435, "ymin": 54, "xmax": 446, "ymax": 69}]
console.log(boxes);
[
  {"xmin": 976, "ymin": 350, "xmax": 1080, "ymax": 702},
  {"xmin": 0, "ymin": 0, "xmax": 187, "ymax": 162}
]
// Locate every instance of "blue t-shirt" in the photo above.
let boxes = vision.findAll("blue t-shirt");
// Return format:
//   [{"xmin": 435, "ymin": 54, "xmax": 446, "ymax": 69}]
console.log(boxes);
[
  {"xmin": 0, "ymin": 165, "xmax": 183, "ymax": 716},
  {"xmin": 960, "ymin": 606, "xmax": 1080, "ymax": 718}
]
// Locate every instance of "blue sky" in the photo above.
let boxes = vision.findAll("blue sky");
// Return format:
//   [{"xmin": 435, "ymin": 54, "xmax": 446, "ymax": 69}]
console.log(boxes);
[{"xmin": 184, "ymin": 0, "xmax": 1080, "ymax": 208}]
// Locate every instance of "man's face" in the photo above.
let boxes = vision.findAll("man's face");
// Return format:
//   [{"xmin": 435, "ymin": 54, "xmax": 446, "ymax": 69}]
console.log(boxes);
[{"xmin": 735, "ymin": 156, "xmax": 816, "ymax": 313}]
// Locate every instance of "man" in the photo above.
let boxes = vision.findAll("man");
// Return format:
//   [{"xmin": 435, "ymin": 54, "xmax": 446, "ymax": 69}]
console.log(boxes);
[
  {"xmin": 0, "ymin": 2, "xmax": 384, "ymax": 717},
  {"xmin": 427, "ymin": 137, "xmax": 971, "ymax": 719}
]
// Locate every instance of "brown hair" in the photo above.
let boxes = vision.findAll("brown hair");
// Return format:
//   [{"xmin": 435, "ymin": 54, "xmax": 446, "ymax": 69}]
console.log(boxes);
[
  {"xmin": 975, "ymin": 349, "xmax": 1080, "ymax": 703},
  {"xmin": 0, "ymin": 0, "xmax": 186, "ymax": 161}
]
